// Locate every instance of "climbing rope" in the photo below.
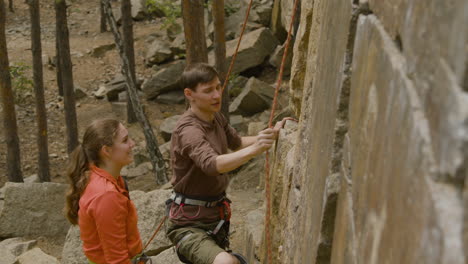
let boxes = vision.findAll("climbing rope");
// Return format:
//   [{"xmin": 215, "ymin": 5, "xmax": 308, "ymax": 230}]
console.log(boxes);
[
  {"xmin": 143, "ymin": 0, "xmax": 300, "ymax": 262},
  {"xmin": 264, "ymin": 0, "xmax": 301, "ymax": 263}
]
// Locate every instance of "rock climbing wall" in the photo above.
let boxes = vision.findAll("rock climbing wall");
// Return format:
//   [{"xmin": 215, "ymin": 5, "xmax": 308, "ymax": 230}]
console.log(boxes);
[{"xmin": 261, "ymin": 0, "xmax": 468, "ymax": 263}]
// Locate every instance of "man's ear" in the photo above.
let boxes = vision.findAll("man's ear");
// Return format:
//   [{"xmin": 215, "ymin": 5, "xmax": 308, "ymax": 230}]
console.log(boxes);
[{"xmin": 184, "ymin": 88, "xmax": 192, "ymax": 100}]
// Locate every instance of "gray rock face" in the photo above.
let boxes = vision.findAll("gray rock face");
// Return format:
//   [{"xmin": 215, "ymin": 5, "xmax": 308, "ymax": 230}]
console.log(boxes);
[
  {"xmin": 0, "ymin": 238, "xmax": 37, "ymax": 264},
  {"xmin": 145, "ymin": 39, "xmax": 173, "ymax": 66},
  {"xmin": 170, "ymin": 34, "xmax": 186, "ymax": 55},
  {"xmin": 155, "ymin": 91, "xmax": 185, "ymax": 105},
  {"xmin": 229, "ymin": 77, "xmax": 275, "ymax": 116},
  {"xmin": 61, "ymin": 226, "xmax": 86, "ymax": 264},
  {"xmin": 15, "ymin": 248, "xmax": 59, "ymax": 264},
  {"xmin": 268, "ymin": 0, "xmax": 468, "ymax": 263},
  {"xmin": 142, "ymin": 60, "xmax": 186, "ymax": 100},
  {"xmin": 269, "ymin": 40, "xmax": 294, "ymax": 75},
  {"xmin": 105, "ymin": 75, "xmax": 127, "ymax": 102},
  {"xmin": 160, "ymin": 115, "xmax": 182, "ymax": 142},
  {"xmin": 0, "ymin": 182, "xmax": 70, "ymax": 238},
  {"xmin": 209, "ymin": 28, "xmax": 279, "ymax": 75}
]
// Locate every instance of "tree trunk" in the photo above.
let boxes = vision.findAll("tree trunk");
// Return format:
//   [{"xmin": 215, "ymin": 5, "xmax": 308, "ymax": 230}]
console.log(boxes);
[
  {"xmin": 100, "ymin": 0, "xmax": 107, "ymax": 33},
  {"xmin": 181, "ymin": 0, "xmax": 208, "ymax": 65},
  {"xmin": 8, "ymin": 0, "xmax": 13, "ymax": 12},
  {"xmin": 120, "ymin": 0, "xmax": 137, "ymax": 123},
  {"xmin": 212, "ymin": 0, "xmax": 229, "ymax": 121},
  {"xmin": 102, "ymin": 0, "xmax": 167, "ymax": 185},
  {"xmin": 0, "ymin": 0, "xmax": 23, "ymax": 182},
  {"xmin": 56, "ymin": 31, "xmax": 63, "ymax": 96},
  {"xmin": 55, "ymin": 0, "xmax": 79, "ymax": 153},
  {"xmin": 28, "ymin": 0, "xmax": 50, "ymax": 182}
]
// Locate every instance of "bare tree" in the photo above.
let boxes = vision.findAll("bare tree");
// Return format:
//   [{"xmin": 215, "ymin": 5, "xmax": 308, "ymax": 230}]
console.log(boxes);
[
  {"xmin": 100, "ymin": 0, "xmax": 107, "ymax": 33},
  {"xmin": 0, "ymin": 0, "xmax": 23, "ymax": 182},
  {"xmin": 120, "ymin": 0, "xmax": 137, "ymax": 123},
  {"xmin": 102, "ymin": 0, "xmax": 167, "ymax": 185},
  {"xmin": 55, "ymin": 0, "xmax": 79, "ymax": 153},
  {"xmin": 28, "ymin": 0, "xmax": 50, "ymax": 182},
  {"xmin": 212, "ymin": 0, "xmax": 229, "ymax": 120},
  {"xmin": 181, "ymin": 0, "xmax": 208, "ymax": 65}
]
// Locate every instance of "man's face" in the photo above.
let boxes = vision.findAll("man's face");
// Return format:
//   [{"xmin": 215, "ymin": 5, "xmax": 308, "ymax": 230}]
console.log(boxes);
[{"xmin": 185, "ymin": 77, "xmax": 223, "ymax": 115}]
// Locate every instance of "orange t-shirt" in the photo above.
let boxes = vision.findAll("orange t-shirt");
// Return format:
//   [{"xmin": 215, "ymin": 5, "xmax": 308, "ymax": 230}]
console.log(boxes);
[{"xmin": 78, "ymin": 165, "xmax": 142, "ymax": 264}]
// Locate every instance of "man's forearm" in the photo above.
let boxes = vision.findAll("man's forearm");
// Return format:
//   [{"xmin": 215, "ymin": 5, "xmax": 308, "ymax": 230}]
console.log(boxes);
[
  {"xmin": 216, "ymin": 145, "xmax": 257, "ymax": 173},
  {"xmin": 238, "ymin": 136, "xmax": 257, "ymax": 149}
]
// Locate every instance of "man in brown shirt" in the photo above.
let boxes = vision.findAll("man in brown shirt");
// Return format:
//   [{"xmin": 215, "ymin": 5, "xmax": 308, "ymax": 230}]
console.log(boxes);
[{"xmin": 167, "ymin": 63, "xmax": 284, "ymax": 264}]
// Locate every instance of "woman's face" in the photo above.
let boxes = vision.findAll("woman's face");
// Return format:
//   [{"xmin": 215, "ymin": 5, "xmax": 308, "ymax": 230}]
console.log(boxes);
[{"xmin": 108, "ymin": 123, "xmax": 135, "ymax": 167}]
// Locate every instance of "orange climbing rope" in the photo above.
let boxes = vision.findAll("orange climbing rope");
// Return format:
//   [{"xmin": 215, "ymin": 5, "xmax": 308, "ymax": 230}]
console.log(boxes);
[{"xmin": 143, "ymin": 0, "xmax": 300, "ymax": 262}]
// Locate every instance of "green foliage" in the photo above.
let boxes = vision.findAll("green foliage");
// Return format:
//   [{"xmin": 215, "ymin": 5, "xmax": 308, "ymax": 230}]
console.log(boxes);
[
  {"xmin": 224, "ymin": 2, "xmax": 239, "ymax": 17},
  {"xmin": 9, "ymin": 63, "xmax": 34, "ymax": 105},
  {"xmin": 146, "ymin": 0, "xmax": 181, "ymax": 28}
]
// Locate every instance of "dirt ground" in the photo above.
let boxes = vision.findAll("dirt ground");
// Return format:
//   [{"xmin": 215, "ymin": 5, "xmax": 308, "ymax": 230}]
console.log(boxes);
[{"xmin": 1, "ymin": 0, "xmax": 284, "ymax": 260}]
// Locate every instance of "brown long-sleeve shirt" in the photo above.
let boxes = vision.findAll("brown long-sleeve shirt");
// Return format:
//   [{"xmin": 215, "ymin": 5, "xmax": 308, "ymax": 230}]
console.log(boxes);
[{"xmin": 169, "ymin": 110, "xmax": 242, "ymax": 224}]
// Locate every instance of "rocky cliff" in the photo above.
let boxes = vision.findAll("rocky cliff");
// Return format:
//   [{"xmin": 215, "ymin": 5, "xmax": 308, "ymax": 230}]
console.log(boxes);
[{"xmin": 253, "ymin": 0, "xmax": 468, "ymax": 263}]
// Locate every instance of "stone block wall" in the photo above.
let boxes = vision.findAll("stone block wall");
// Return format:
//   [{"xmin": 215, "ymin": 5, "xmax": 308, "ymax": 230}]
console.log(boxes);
[{"xmin": 259, "ymin": 0, "xmax": 468, "ymax": 263}]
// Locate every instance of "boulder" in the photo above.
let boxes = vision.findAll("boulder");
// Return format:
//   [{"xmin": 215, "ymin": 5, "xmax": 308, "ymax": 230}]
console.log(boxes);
[
  {"xmin": 170, "ymin": 34, "xmax": 186, "ymax": 55},
  {"xmin": 160, "ymin": 115, "xmax": 182, "ymax": 141},
  {"xmin": 61, "ymin": 225, "xmax": 86, "ymax": 264},
  {"xmin": 92, "ymin": 85, "xmax": 107, "ymax": 99},
  {"xmin": 132, "ymin": 141, "xmax": 171, "ymax": 166},
  {"xmin": 253, "ymin": 0, "xmax": 274, "ymax": 26},
  {"xmin": 269, "ymin": 40, "xmax": 294, "ymax": 75},
  {"xmin": 145, "ymin": 39, "xmax": 173, "ymax": 66},
  {"xmin": 229, "ymin": 77, "xmax": 275, "ymax": 116},
  {"xmin": 131, "ymin": 190, "xmax": 173, "ymax": 254},
  {"xmin": 62, "ymin": 190, "xmax": 172, "ymax": 262},
  {"xmin": 230, "ymin": 115, "xmax": 245, "ymax": 133},
  {"xmin": 248, "ymin": 121, "xmax": 267, "ymax": 136},
  {"xmin": 105, "ymin": 75, "xmax": 127, "ymax": 102},
  {"xmin": 0, "ymin": 238, "xmax": 37, "ymax": 264},
  {"xmin": 74, "ymin": 85, "xmax": 88, "ymax": 100},
  {"xmin": 123, "ymin": 162, "xmax": 152, "ymax": 179},
  {"xmin": 0, "ymin": 182, "xmax": 70, "ymax": 238},
  {"xmin": 15, "ymin": 248, "xmax": 59, "ymax": 264},
  {"xmin": 209, "ymin": 28, "xmax": 279, "ymax": 75},
  {"xmin": 155, "ymin": 91, "xmax": 185, "ymax": 104},
  {"xmin": 90, "ymin": 43, "xmax": 115, "ymax": 58},
  {"xmin": 228, "ymin": 75, "xmax": 249, "ymax": 99},
  {"xmin": 142, "ymin": 60, "xmax": 186, "ymax": 100}
]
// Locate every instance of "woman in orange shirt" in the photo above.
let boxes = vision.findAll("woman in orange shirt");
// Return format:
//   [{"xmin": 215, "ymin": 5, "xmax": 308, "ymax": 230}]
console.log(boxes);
[{"xmin": 65, "ymin": 119, "xmax": 145, "ymax": 264}]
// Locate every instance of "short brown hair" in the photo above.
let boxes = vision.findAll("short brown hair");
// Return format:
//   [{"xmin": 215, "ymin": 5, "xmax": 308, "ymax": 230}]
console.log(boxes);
[{"xmin": 180, "ymin": 63, "xmax": 219, "ymax": 91}]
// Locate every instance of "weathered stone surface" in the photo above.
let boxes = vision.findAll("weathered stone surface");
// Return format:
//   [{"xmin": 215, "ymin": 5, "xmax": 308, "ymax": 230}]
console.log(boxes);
[
  {"xmin": 209, "ymin": 28, "xmax": 279, "ymax": 75},
  {"xmin": 74, "ymin": 86, "xmax": 87, "ymax": 100},
  {"xmin": 367, "ymin": 0, "xmax": 468, "ymax": 182},
  {"xmin": 61, "ymin": 225, "xmax": 86, "ymax": 264},
  {"xmin": 170, "ymin": 34, "xmax": 186, "ymax": 55},
  {"xmin": 15, "ymin": 248, "xmax": 59, "ymax": 264},
  {"xmin": 62, "ymin": 190, "xmax": 172, "ymax": 262},
  {"xmin": 160, "ymin": 115, "xmax": 182, "ymax": 142},
  {"xmin": 142, "ymin": 60, "xmax": 185, "ymax": 100},
  {"xmin": 229, "ymin": 77, "xmax": 275, "ymax": 116},
  {"xmin": 0, "ymin": 182, "xmax": 70, "ymax": 238},
  {"xmin": 228, "ymin": 75, "xmax": 249, "ymax": 99},
  {"xmin": 131, "ymin": 189, "xmax": 173, "ymax": 254},
  {"xmin": 122, "ymin": 162, "xmax": 152, "ymax": 179},
  {"xmin": 145, "ymin": 39, "xmax": 173, "ymax": 66},
  {"xmin": 105, "ymin": 75, "xmax": 126, "ymax": 101},
  {"xmin": 155, "ymin": 91, "xmax": 185, "ymax": 105},
  {"xmin": 0, "ymin": 238, "xmax": 37, "ymax": 264},
  {"xmin": 229, "ymin": 156, "xmax": 265, "ymax": 191},
  {"xmin": 90, "ymin": 43, "xmax": 115, "ymax": 58},
  {"xmin": 230, "ymin": 115, "xmax": 245, "ymax": 133},
  {"xmin": 247, "ymin": 121, "xmax": 267, "ymax": 136},
  {"xmin": 269, "ymin": 40, "xmax": 294, "ymax": 75},
  {"xmin": 330, "ymin": 15, "xmax": 465, "ymax": 264},
  {"xmin": 273, "ymin": 0, "xmax": 353, "ymax": 263},
  {"xmin": 289, "ymin": 0, "xmax": 320, "ymax": 117}
]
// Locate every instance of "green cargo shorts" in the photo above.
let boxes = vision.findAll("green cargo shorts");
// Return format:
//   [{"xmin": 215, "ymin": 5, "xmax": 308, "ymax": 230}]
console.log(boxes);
[{"xmin": 167, "ymin": 221, "xmax": 229, "ymax": 264}]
